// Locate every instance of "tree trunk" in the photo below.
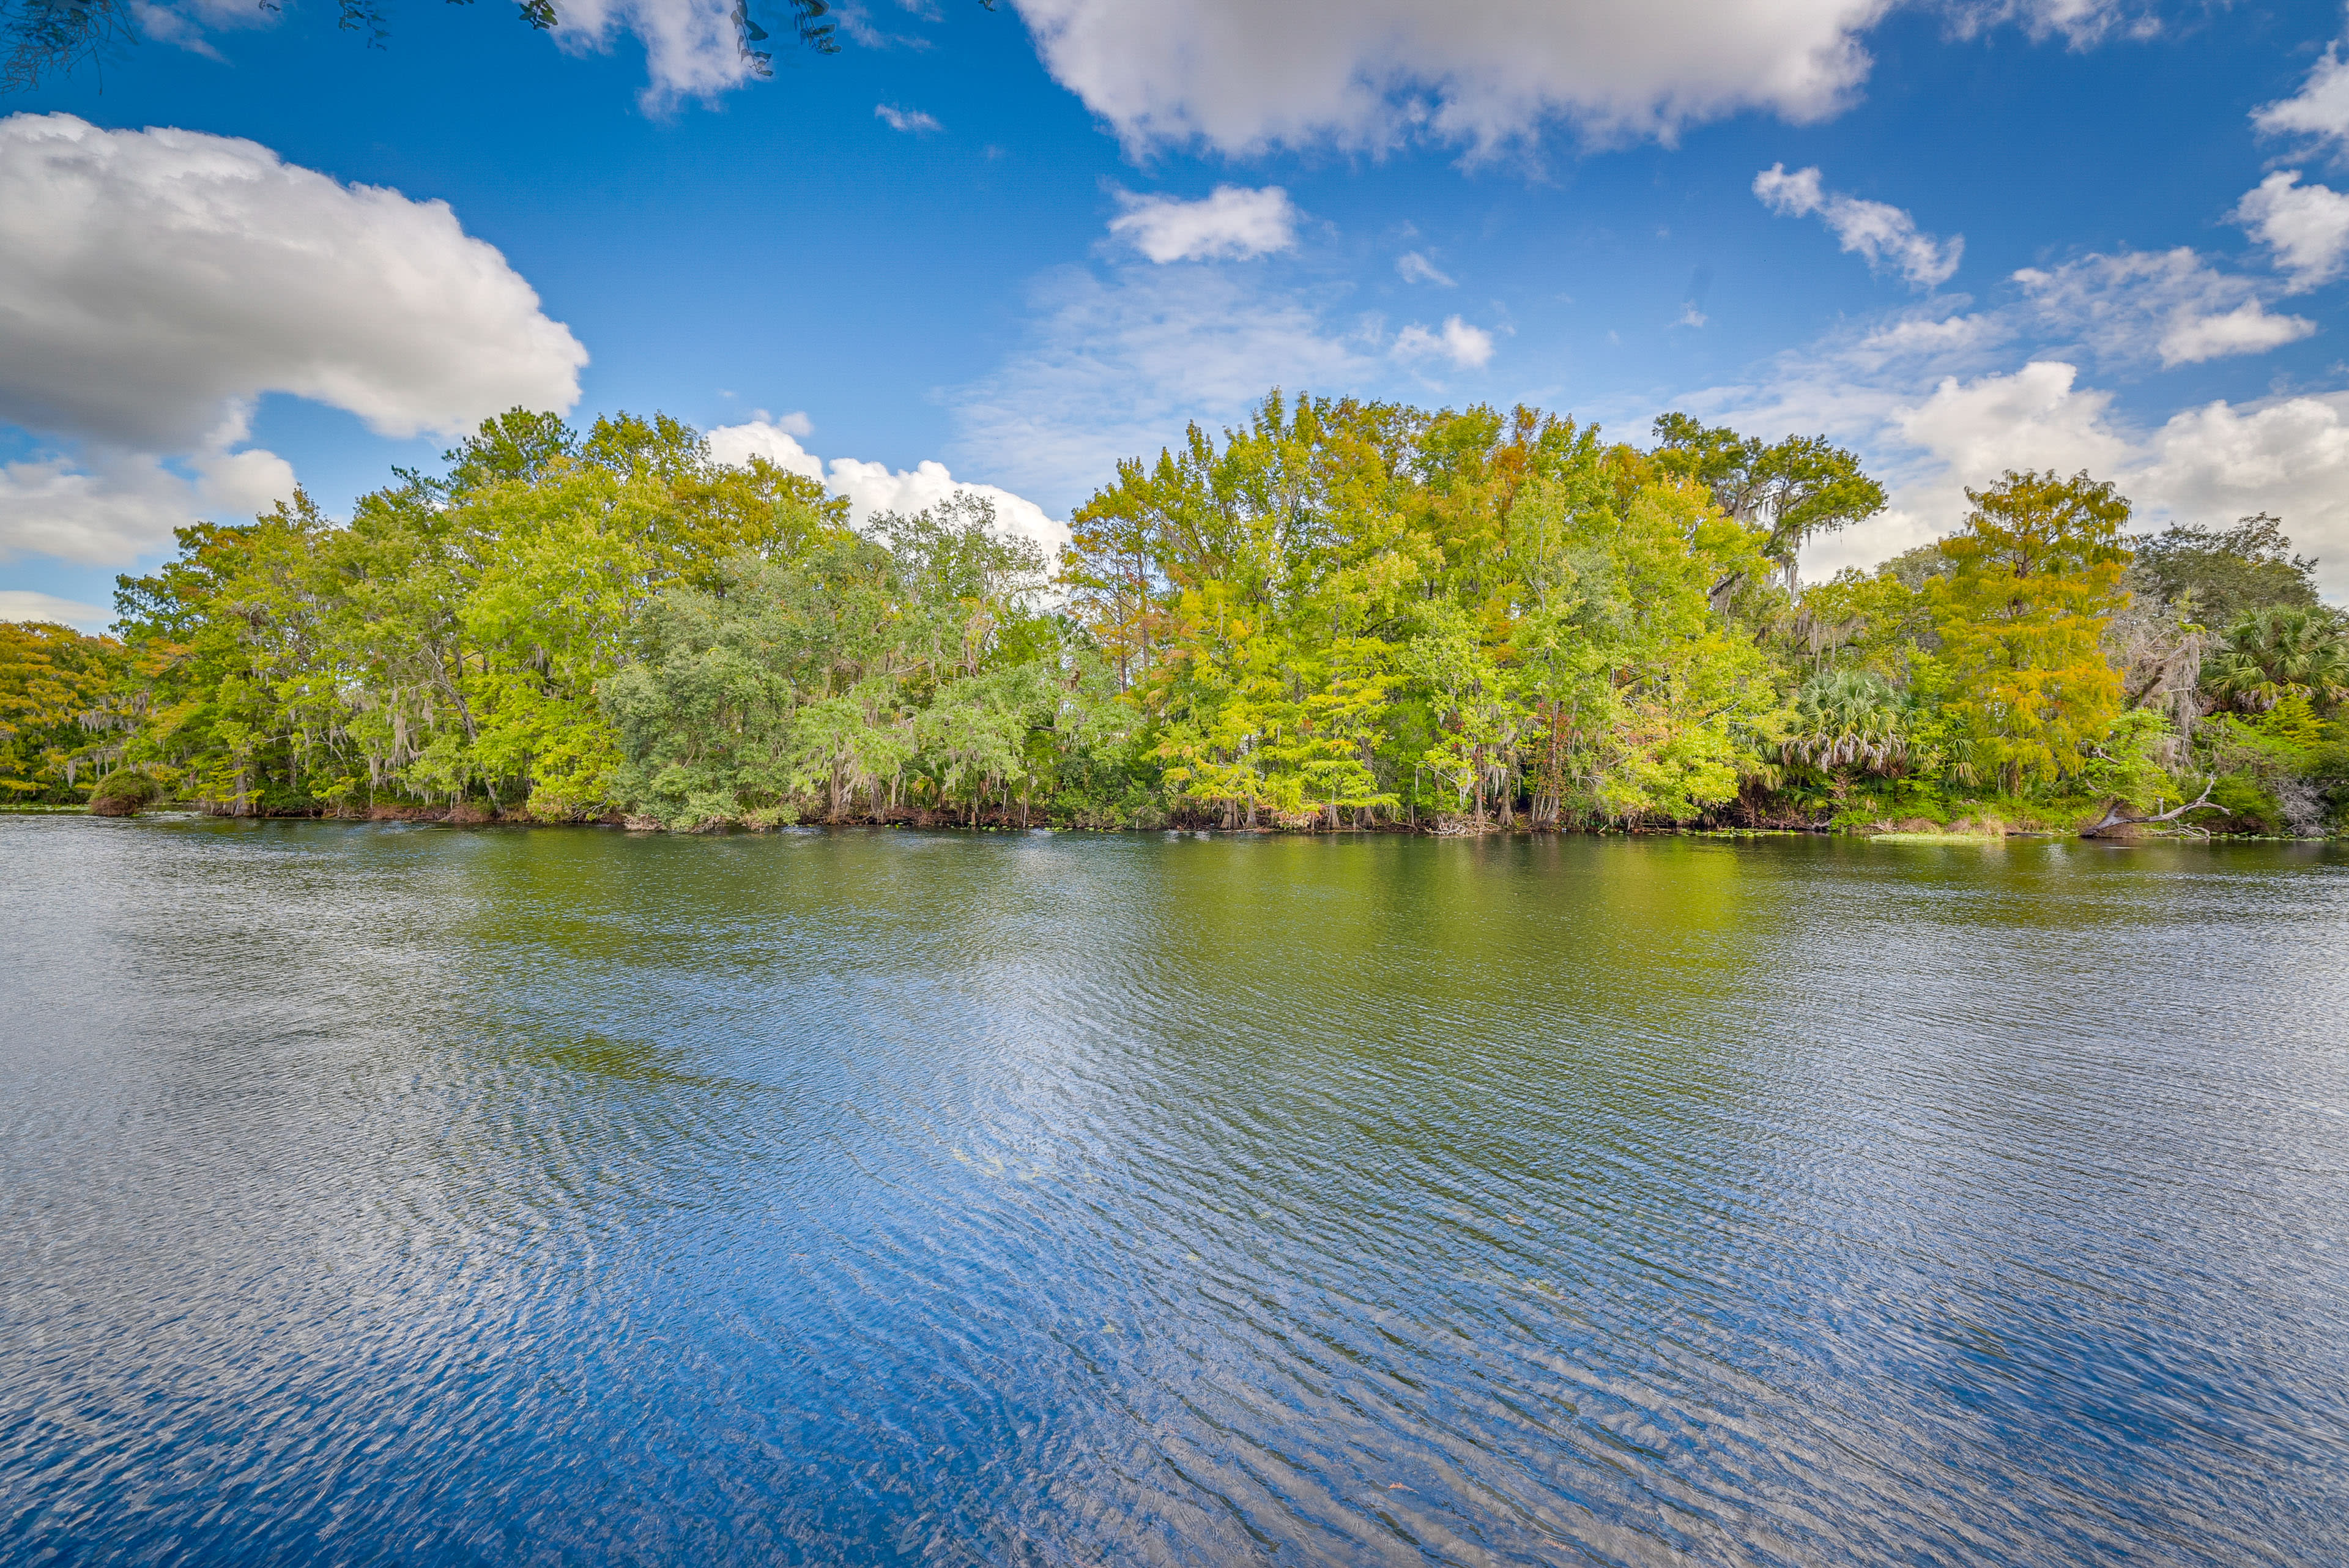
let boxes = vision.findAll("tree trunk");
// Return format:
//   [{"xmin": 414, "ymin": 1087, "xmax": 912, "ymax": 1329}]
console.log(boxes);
[
  {"xmin": 1540, "ymin": 702, "xmax": 1565, "ymax": 829},
  {"xmin": 2082, "ymin": 778, "xmax": 2223, "ymax": 838}
]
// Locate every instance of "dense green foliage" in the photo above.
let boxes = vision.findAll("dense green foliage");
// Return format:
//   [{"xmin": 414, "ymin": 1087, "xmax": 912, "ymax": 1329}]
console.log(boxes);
[
  {"xmin": 2131, "ymin": 515, "xmax": 2323, "ymax": 626},
  {"xmin": 6, "ymin": 393, "xmax": 2345, "ymax": 834},
  {"xmin": 0, "ymin": 619, "xmax": 122, "ymax": 801}
]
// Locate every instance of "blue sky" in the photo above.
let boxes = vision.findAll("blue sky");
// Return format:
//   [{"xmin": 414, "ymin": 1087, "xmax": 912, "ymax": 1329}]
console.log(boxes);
[{"xmin": 7, "ymin": 0, "xmax": 2349, "ymax": 628}]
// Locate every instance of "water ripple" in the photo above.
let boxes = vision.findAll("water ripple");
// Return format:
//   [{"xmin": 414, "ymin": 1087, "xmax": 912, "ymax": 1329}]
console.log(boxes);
[{"xmin": 2, "ymin": 820, "xmax": 2345, "ymax": 1565}]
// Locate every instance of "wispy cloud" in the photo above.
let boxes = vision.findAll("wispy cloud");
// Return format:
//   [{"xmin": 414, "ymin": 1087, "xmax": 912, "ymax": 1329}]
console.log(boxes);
[
  {"xmin": 2014, "ymin": 248, "xmax": 2315, "ymax": 367},
  {"xmin": 1942, "ymin": 0, "xmax": 2159, "ymax": 48},
  {"xmin": 949, "ymin": 265, "xmax": 1380, "ymax": 509},
  {"xmin": 874, "ymin": 103, "xmax": 942, "ymax": 134},
  {"xmin": 0, "ymin": 589, "xmax": 111, "ymax": 633},
  {"xmin": 1850, "ymin": 311, "xmax": 2004, "ymax": 365},
  {"xmin": 1395, "ymin": 251, "xmax": 1454, "ymax": 287},
  {"xmin": 835, "ymin": 4, "xmax": 934, "ymax": 48},
  {"xmin": 1753, "ymin": 163, "xmax": 1962, "ymax": 289}
]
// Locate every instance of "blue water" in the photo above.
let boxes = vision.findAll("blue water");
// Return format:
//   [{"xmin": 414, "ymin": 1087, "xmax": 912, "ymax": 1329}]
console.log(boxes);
[{"xmin": 2, "ymin": 817, "xmax": 2345, "ymax": 1564}]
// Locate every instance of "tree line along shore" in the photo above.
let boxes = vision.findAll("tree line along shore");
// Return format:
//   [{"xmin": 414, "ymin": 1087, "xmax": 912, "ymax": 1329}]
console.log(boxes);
[{"xmin": 2, "ymin": 393, "xmax": 2343, "ymax": 838}]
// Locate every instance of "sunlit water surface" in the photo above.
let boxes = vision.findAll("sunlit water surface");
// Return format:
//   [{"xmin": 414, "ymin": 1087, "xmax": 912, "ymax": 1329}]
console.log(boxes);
[{"xmin": 2, "ymin": 818, "xmax": 2345, "ymax": 1566}]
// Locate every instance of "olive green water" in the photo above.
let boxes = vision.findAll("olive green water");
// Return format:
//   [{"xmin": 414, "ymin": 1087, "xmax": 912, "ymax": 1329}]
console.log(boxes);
[{"xmin": 2, "ymin": 818, "xmax": 2345, "ymax": 1565}]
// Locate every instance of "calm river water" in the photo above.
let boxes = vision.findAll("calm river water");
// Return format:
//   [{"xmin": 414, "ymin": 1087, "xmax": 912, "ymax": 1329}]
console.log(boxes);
[{"xmin": 2, "ymin": 818, "xmax": 2345, "ymax": 1566}]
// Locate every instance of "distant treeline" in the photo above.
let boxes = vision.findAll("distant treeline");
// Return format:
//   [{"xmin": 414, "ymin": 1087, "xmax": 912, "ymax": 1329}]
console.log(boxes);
[{"xmin": 4, "ymin": 395, "xmax": 2344, "ymax": 835}]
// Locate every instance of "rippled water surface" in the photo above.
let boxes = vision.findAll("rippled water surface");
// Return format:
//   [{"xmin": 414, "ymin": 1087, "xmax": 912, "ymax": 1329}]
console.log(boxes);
[{"xmin": 3, "ymin": 819, "xmax": 2347, "ymax": 1566}]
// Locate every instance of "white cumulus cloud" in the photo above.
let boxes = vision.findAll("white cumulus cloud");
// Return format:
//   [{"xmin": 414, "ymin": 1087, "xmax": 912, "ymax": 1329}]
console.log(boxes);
[
  {"xmin": 0, "ymin": 114, "xmax": 584, "ymax": 567},
  {"xmin": 2234, "ymin": 170, "xmax": 2349, "ymax": 291},
  {"xmin": 1393, "ymin": 315, "xmax": 1496, "ymax": 370},
  {"xmin": 1668, "ymin": 318, "xmax": 2349, "ymax": 595},
  {"xmin": 1754, "ymin": 163, "xmax": 1962, "ymax": 289},
  {"xmin": 0, "ymin": 433, "xmax": 296, "ymax": 566},
  {"xmin": 2252, "ymin": 40, "xmax": 2349, "ymax": 155},
  {"xmin": 1888, "ymin": 363, "xmax": 2349, "ymax": 596},
  {"xmin": 1011, "ymin": 0, "xmax": 1893, "ymax": 155},
  {"xmin": 0, "ymin": 113, "xmax": 585, "ymax": 452},
  {"xmin": 1108, "ymin": 185, "xmax": 1299, "ymax": 263},
  {"xmin": 2013, "ymin": 248, "xmax": 2315, "ymax": 367},
  {"xmin": 2136, "ymin": 393, "xmax": 2349, "ymax": 589},
  {"xmin": 2158, "ymin": 302, "xmax": 2317, "ymax": 365},
  {"xmin": 705, "ymin": 419, "xmax": 1067, "ymax": 557},
  {"xmin": 1891, "ymin": 360, "xmax": 2131, "ymax": 491}
]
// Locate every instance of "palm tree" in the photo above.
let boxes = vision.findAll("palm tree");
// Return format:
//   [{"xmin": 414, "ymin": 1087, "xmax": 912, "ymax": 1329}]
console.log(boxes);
[
  {"xmin": 2202, "ymin": 607, "xmax": 2349, "ymax": 713},
  {"xmin": 1779, "ymin": 667, "xmax": 1907, "ymax": 773}
]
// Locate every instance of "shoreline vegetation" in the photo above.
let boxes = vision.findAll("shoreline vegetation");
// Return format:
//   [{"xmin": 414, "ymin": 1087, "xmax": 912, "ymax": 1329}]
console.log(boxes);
[
  {"xmin": 6, "ymin": 394, "xmax": 2345, "ymax": 841},
  {"xmin": 17, "ymin": 809, "xmax": 2319, "ymax": 844},
  {"xmin": 11, "ymin": 804, "xmax": 2318, "ymax": 842}
]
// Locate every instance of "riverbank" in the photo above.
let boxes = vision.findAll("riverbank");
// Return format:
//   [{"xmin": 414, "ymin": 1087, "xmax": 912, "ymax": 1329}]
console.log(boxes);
[{"xmin": 20, "ymin": 798, "xmax": 2330, "ymax": 841}]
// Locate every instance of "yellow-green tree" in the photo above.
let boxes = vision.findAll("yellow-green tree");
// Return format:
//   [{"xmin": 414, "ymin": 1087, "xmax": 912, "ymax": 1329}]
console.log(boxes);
[
  {"xmin": 0, "ymin": 620, "xmax": 125, "ymax": 802},
  {"xmin": 1928, "ymin": 469, "xmax": 2131, "ymax": 792}
]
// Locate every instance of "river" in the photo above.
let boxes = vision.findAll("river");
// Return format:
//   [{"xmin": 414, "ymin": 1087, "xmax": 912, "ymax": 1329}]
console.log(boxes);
[{"xmin": 2, "ymin": 817, "xmax": 2344, "ymax": 1565}]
